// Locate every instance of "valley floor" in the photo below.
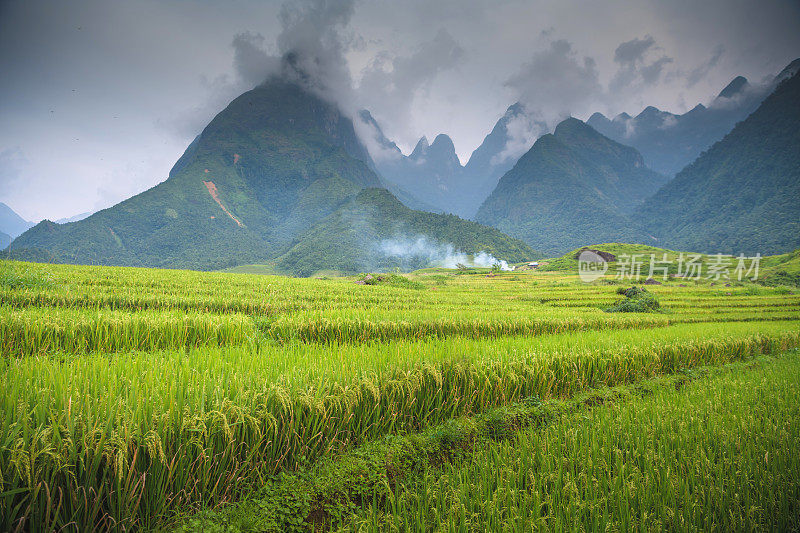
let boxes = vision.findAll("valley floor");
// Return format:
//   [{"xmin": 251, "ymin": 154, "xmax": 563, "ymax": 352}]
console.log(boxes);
[{"xmin": 0, "ymin": 259, "xmax": 798, "ymax": 531}]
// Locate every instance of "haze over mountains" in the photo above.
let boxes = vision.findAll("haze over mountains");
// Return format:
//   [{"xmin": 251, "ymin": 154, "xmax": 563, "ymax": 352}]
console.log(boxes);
[
  {"xmin": 363, "ymin": 103, "xmax": 546, "ymax": 219},
  {"xmin": 361, "ymin": 60, "xmax": 797, "ymax": 221},
  {"xmin": 8, "ymin": 78, "xmax": 534, "ymax": 272},
  {"xmin": 474, "ymin": 118, "xmax": 667, "ymax": 254},
  {"xmin": 0, "ymin": 202, "xmax": 33, "ymax": 240},
  {"xmin": 588, "ymin": 59, "xmax": 800, "ymax": 176},
  {"xmin": 5, "ymin": 55, "xmax": 799, "ymax": 272},
  {"xmin": 637, "ymin": 66, "xmax": 800, "ymax": 255}
]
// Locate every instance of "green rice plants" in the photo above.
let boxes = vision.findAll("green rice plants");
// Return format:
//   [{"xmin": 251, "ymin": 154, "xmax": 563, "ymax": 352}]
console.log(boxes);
[
  {"xmin": 342, "ymin": 350, "xmax": 800, "ymax": 531},
  {"xmin": 1, "ymin": 322, "xmax": 798, "ymax": 530},
  {"xmin": 0, "ymin": 258, "xmax": 798, "ymax": 530}
]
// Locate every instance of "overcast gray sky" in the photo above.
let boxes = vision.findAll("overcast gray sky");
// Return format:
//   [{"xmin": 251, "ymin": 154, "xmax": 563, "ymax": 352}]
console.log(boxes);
[{"xmin": 1, "ymin": 0, "xmax": 798, "ymax": 221}]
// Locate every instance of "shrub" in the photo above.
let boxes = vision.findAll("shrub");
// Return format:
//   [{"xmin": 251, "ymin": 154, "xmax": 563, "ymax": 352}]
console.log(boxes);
[{"xmin": 607, "ymin": 286, "xmax": 661, "ymax": 313}]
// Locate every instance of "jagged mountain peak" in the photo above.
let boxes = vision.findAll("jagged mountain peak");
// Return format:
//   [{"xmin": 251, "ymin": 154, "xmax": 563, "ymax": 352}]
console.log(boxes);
[
  {"xmin": 717, "ymin": 75, "xmax": 749, "ymax": 99},
  {"xmin": 431, "ymin": 133, "xmax": 455, "ymax": 150},
  {"xmin": 636, "ymin": 106, "xmax": 674, "ymax": 121},
  {"xmin": 553, "ymin": 116, "xmax": 595, "ymax": 137},
  {"xmin": 775, "ymin": 58, "xmax": 800, "ymax": 83},
  {"xmin": 429, "ymin": 134, "xmax": 460, "ymax": 164},
  {"xmin": 588, "ymin": 111, "xmax": 609, "ymax": 122},
  {"xmin": 410, "ymin": 136, "xmax": 430, "ymax": 158}
]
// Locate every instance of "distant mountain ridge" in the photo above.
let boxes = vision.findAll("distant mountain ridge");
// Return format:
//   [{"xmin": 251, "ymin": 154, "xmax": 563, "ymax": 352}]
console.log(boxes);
[
  {"xmin": 637, "ymin": 69, "xmax": 800, "ymax": 255},
  {"xmin": 587, "ymin": 58, "xmax": 800, "ymax": 176},
  {"xmin": 8, "ymin": 79, "xmax": 535, "ymax": 273},
  {"xmin": 364, "ymin": 62, "xmax": 799, "ymax": 220},
  {"xmin": 475, "ymin": 117, "xmax": 667, "ymax": 255},
  {"xmin": 0, "ymin": 202, "xmax": 33, "ymax": 238},
  {"xmin": 364, "ymin": 103, "xmax": 547, "ymax": 219},
  {"xmin": 55, "ymin": 212, "xmax": 93, "ymax": 224}
]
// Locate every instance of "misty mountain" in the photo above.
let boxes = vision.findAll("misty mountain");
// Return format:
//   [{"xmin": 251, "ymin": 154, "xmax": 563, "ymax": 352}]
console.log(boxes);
[
  {"xmin": 365, "ymin": 103, "xmax": 548, "ymax": 219},
  {"xmin": 460, "ymin": 103, "xmax": 549, "ymax": 216},
  {"xmin": 0, "ymin": 202, "xmax": 33, "ymax": 238},
  {"xmin": 587, "ymin": 58, "xmax": 800, "ymax": 176},
  {"xmin": 371, "ymin": 130, "xmax": 468, "ymax": 216},
  {"xmin": 475, "ymin": 117, "xmax": 668, "ymax": 255},
  {"xmin": 637, "ymin": 69, "xmax": 800, "ymax": 255},
  {"xmin": 275, "ymin": 188, "xmax": 537, "ymax": 276},
  {"xmin": 9, "ymin": 79, "xmax": 382, "ymax": 269},
  {"xmin": 8, "ymin": 79, "xmax": 530, "ymax": 274},
  {"xmin": 55, "ymin": 211, "xmax": 94, "ymax": 224},
  {"xmin": 0, "ymin": 231, "xmax": 10, "ymax": 251}
]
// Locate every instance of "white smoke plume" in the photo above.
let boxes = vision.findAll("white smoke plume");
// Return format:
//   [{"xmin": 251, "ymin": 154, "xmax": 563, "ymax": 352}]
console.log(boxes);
[{"xmin": 378, "ymin": 236, "xmax": 514, "ymax": 271}]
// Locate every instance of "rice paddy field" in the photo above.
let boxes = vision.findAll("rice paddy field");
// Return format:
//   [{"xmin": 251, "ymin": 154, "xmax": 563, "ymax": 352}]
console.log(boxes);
[{"xmin": 0, "ymin": 258, "xmax": 799, "ymax": 531}]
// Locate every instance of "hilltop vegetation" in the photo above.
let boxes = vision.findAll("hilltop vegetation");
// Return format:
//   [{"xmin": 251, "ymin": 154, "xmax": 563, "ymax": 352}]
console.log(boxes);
[
  {"xmin": 638, "ymin": 71, "xmax": 800, "ymax": 256},
  {"xmin": 475, "ymin": 118, "xmax": 667, "ymax": 255},
  {"xmin": 275, "ymin": 188, "xmax": 537, "ymax": 276}
]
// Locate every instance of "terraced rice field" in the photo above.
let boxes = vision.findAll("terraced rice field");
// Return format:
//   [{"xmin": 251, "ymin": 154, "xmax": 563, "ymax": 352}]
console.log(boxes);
[{"xmin": 0, "ymin": 259, "xmax": 798, "ymax": 531}]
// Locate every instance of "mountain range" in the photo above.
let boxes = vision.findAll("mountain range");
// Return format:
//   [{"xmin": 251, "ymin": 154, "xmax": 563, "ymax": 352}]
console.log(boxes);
[
  {"xmin": 587, "ymin": 59, "xmax": 800, "ymax": 177},
  {"xmin": 7, "ymin": 79, "xmax": 535, "ymax": 273},
  {"xmin": 6, "ymin": 60, "xmax": 799, "ymax": 270},
  {"xmin": 364, "ymin": 61, "xmax": 798, "ymax": 221},
  {"xmin": 637, "ymin": 68, "xmax": 800, "ymax": 255},
  {"xmin": 474, "ymin": 117, "xmax": 667, "ymax": 254}
]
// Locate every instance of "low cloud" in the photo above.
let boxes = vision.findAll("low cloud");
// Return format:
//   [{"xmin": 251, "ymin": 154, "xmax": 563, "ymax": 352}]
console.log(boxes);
[
  {"xmin": 232, "ymin": 32, "xmax": 281, "ymax": 88},
  {"xmin": 356, "ymin": 29, "xmax": 464, "ymax": 156},
  {"xmin": 165, "ymin": 0, "xmax": 359, "ymax": 139},
  {"xmin": 505, "ymin": 39, "xmax": 602, "ymax": 125},
  {"xmin": 378, "ymin": 235, "xmax": 514, "ymax": 270},
  {"xmin": 609, "ymin": 35, "xmax": 673, "ymax": 95},
  {"xmin": 685, "ymin": 45, "xmax": 725, "ymax": 87},
  {"xmin": 276, "ymin": 0, "xmax": 356, "ymax": 106},
  {"xmin": 490, "ymin": 107, "xmax": 547, "ymax": 165}
]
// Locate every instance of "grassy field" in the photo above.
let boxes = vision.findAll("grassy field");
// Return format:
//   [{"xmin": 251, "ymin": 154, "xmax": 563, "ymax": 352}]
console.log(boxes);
[
  {"xmin": 0, "ymin": 256, "xmax": 798, "ymax": 531},
  {"xmin": 336, "ymin": 351, "xmax": 800, "ymax": 532}
]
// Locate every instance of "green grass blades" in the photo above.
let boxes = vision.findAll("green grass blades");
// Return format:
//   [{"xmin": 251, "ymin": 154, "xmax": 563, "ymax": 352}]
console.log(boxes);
[
  {"xmin": 345, "ymin": 351, "xmax": 800, "ymax": 532},
  {"xmin": 2, "ymin": 323, "xmax": 799, "ymax": 531},
  {"xmin": 0, "ymin": 306, "xmax": 258, "ymax": 357},
  {"xmin": 1, "ymin": 258, "xmax": 799, "ymax": 531}
]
